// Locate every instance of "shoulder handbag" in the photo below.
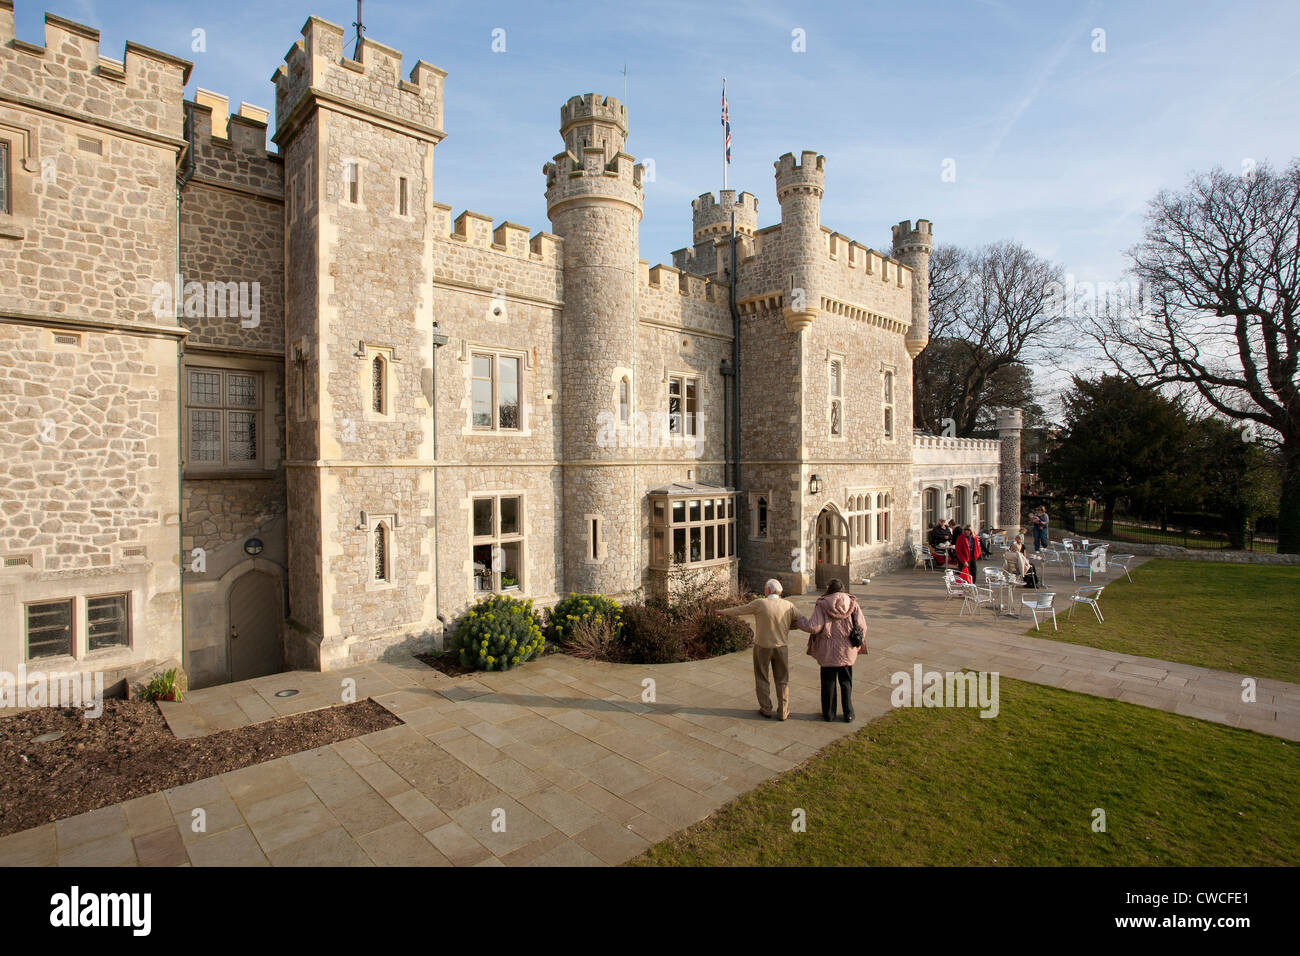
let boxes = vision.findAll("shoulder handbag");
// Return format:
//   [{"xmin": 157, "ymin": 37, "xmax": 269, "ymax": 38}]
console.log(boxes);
[{"xmin": 848, "ymin": 599, "xmax": 865, "ymax": 650}]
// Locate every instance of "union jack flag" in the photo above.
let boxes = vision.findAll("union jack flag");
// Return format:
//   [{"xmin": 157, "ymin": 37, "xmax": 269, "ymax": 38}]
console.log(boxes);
[{"xmin": 721, "ymin": 82, "xmax": 731, "ymax": 164}]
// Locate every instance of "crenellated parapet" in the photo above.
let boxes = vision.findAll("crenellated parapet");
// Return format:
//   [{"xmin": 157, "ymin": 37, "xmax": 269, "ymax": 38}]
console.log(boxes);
[
  {"xmin": 774, "ymin": 150, "xmax": 825, "ymax": 201},
  {"xmin": 186, "ymin": 90, "xmax": 282, "ymax": 199},
  {"xmin": 544, "ymin": 95, "xmax": 643, "ymax": 221},
  {"xmin": 429, "ymin": 204, "xmax": 561, "ymax": 266},
  {"xmin": 0, "ymin": 5, "xmax": 191, "ymax": 142},
  {"xmin": 271, "ymin": 16, "xmax": 445, "ymax": 147}
]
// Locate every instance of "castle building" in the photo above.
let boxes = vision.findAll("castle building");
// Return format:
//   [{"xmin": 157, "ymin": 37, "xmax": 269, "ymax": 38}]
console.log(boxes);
[{"xmin": 0, "ymin": 5, "xmax": 1016, "ymax": 689}]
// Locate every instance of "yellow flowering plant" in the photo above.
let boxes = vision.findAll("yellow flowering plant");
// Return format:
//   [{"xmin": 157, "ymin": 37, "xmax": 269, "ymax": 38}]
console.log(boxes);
[{"xmin": 450, "ymin": 594, "xmax": 546, "ymax": 671}]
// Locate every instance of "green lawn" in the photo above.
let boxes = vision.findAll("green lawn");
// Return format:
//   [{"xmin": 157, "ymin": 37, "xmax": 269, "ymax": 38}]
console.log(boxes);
[
  {"xmin": 1037, "ymin": 558, "xmax": 1300, "ymax": 682},
  {"xmin": 632, "ymin": 677, "xmax": 1299, "ymax": 866}
]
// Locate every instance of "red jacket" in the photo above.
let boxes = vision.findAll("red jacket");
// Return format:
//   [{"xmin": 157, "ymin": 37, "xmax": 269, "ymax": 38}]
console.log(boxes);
[{"xmin": 954, "ymin": 533, "xmax": 981, "ymax": 567}]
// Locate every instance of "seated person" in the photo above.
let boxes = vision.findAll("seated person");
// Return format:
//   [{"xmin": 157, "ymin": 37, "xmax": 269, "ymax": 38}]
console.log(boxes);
[{"xmin": 1003, "ymin": 543, "xmax": 1030, "ymax": 583}]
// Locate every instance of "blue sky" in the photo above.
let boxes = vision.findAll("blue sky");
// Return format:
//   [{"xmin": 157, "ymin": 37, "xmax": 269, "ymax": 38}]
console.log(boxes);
[{"xmin": 21, "ymin": 0, "xmax": 1300, "ymax": 297}]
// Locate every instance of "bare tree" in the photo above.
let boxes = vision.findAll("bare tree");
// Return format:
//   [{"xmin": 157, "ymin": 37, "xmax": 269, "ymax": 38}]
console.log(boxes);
[
  {"xmin": 908, "ymin": 241, "xmax": 1064, "ymax": 436},
  {"xmin": 1087, "ymin": 160, "xmax": 1300, "ymax": 553}
]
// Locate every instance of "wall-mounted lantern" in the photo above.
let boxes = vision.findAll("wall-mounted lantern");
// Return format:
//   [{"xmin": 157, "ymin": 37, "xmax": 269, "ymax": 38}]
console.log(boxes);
[
  {"xmin": 945, "ymin": 493, "xmax": 955, "ymax": 510},
  {"xmin": 808, "ymin": 474, "xmax": 824, "ymax": 496}
]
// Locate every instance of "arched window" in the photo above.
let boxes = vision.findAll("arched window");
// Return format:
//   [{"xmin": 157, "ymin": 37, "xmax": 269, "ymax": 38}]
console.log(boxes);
[
  {"xmin": 754, "ymin": 495, "xmax": 769, "ymax": 538},
  {"xmin": 371, "ymin": 355, "xmax": 385, "ymax": 414},
  {"xmin": 619, "ymin": 376, "xmax": 630, "ymax": 424},
  {"xmin": 953, "ymin": 486, "xmax": 968, "ymax": 528},
  {"xmin": 923, "ymin": 488, "xmax": 939, "ymax": 530},
  {"xmin": 876, "ymin": 493, "xmax": 890, "ymax": 543},
  {"xmin": 373, "ymin": 522, "xmax": 389, "ymax": 582}
]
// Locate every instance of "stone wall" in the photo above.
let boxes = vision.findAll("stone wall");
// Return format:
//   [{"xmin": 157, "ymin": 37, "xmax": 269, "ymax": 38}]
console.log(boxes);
[{"xmin": 0, "ymin": 5, "xmax": 188, "ymax": 682}]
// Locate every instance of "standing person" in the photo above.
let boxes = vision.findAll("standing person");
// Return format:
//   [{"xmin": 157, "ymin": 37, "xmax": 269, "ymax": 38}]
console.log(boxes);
[
  {"xmin": 1031, "ymin": 506, "xmax": 1050, "ymax": 552},
  {"xmin": 717, "ymin": 579, "xmax": 800, "ymax": 720},
  {"xmin": 796, "ymin": 579, "xmax": 867, "ymax": 723},
  {"xmin": 955, "ymin": 525, "xmax": 982, "ymax": 584}
]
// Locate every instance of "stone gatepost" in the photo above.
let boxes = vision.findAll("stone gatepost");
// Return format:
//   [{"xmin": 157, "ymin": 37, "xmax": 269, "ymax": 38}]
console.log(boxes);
[{"xmin": 996, "ymin": 408, "xmax": 1024, "ymax": 532}]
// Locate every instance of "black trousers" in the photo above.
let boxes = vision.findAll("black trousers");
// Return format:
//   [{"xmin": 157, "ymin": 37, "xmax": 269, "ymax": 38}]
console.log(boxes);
[{"xmin": 820, "ymin": 666, "xmax": 853, "ymax": 720}]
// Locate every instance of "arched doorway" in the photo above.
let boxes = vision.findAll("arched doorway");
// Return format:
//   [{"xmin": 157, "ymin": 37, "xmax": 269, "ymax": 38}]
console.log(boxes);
[
  {"xmin": 814, "ymin": 506, "xmax": 850, "ymax": 590},
  {"xmin": 227, "ymin": 570, "xmax": 283, "ymax": 682}
]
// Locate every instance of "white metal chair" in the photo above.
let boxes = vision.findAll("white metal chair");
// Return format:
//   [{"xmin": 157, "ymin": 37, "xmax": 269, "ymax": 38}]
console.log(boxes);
[
  {"xmin": 1021, "ymin": 592, "xmax": 1058, "ymax": 631},
  {"xmin": 943, "ymin": 570, "xmax": 966, "ymax": 602},
  {"xmin": 1068, "ymin": 585, "xmax": 1105, "ymax": 622},
  {"xmin": 992, "ymin": 533, "xmax": 1007, "ymax": 550},
  {"xmin": 916, "ymin": 544, "xmax": 935, "ymax": 571},
  {"xmin": 960, "ymin": 582, "xmax": 995, "ymax": 618},
  {"xmin": 1070, "ymin": 550, "xmax": 1094, "ymax": 581},
  {"xmin": 1109, "ymin": 554, "xmax": 1136, "ymax": 583}
]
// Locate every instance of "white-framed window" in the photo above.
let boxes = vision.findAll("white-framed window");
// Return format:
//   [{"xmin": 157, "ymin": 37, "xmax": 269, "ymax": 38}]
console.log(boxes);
[
  {"xmin": 953, "ymin": 486, "xmax": 969, "ymax": 528},
  {"xmin": 471, "ymin": 350, "xmax": 523, "ymax": 432},
  {"xmin": 472, "ymin": 494, "xmax": 524, "ymax": 593},
  {"xmin": 829, "ymin": 356, "xmax": 844, "ymax": 437},
  {"xmin": 650, "ymin": 492, "xmax": 736, "ymax": 569},
  {"xmin": 667, "ymin": 375, "xmax": 698, "ymax": 437},
  {"xmin": 883, "ymin": 369, "xmax": 895, "ymax": 439},
  {"xmin": 875, "ymin": 492, "xmax": 891, "ymax": 543},
  {"xmin": 185, "ymin": 366, "xmax": 263, "ymax": 471},
  {"xmin": 343, "ymin": 159, "xmax": 360, "ymax": 205},
  {"xmin": 978, "ymin": 483, "xmax": 993, "ymax": 529},
  {"xmin": 368, "ymin": 514, "xmax": 395, "ymax": 587},
  {"xmin": 750, "ymin": 493, "xmax": 769, "ymax": 540}
]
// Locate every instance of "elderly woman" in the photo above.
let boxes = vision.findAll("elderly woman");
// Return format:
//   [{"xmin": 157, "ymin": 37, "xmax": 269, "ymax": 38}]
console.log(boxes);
[
  {"xmin": 796, "ymin": 579, "xmax": 868, "ymax": 723},
  {"xmin": 1003, "ymin": 542, "xmax": 1030, "ymax": 583}
]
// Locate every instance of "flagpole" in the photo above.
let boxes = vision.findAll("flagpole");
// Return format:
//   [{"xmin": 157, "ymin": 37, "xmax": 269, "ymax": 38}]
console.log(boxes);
[{"xmin": 722, "ymin": 77, "xmax": 728, "ymax": 193}]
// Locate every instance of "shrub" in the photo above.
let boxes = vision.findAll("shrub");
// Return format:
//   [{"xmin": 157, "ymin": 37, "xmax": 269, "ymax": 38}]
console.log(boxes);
[
  {"xmin": 547, "ymin": 593, "xmax": 623, "ymax": 645},
  {"xmin": 563, "ymin": 614, "xmax": 623, "ymax": 662},
  {"xmin": 618, "ymin": 603, "xmax": 684, "ymax": 664},
  {"xmin": 450, "ymin": 594, "xmax": 545, "ymax": 671},
  {"xmin": 689, "ymin": 607, "xmax": 753, "ymax": 657}
]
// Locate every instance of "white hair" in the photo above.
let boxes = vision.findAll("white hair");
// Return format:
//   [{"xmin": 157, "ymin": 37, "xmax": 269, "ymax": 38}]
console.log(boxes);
[{"xmin": 764, "ymin": 579, "xmax": 783, "ymax": 595}]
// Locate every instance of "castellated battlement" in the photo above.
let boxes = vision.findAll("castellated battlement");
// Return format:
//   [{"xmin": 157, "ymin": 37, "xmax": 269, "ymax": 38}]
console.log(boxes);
[
  {"xmin": 891, "ymin": 218, "xmax": 933, "ymax": 254},
  {"xmin": 272, "ymin": 16, "xmax": 445, "ymax": 143},
  {"xmin": 823, "ymin": 231, "xmax": 909, "ymax": 288},
  {"xmin": 185, "ymin": 91, "xmax": 282, "ymax": 198},
  {"xmin": 430, "ymin": 203, "xmax": 561, "ymax": 266},
  {"xmin": 774, "ymin": 150, "xmax": 825, "ymax": 198},
  {"xmin": 559, "ymin": 93, "xmax": 628, "ymax": 157},
  {"xmin": 642, "ymin": 263, "xmax": 724, "ymax": 304},
  {"xmin": 692, "ymin": 190, "xmax": 759, "ymax": 241},
  {"xmin": 0, "ymin": 4, "xmax": 191, "ymax": 138}
]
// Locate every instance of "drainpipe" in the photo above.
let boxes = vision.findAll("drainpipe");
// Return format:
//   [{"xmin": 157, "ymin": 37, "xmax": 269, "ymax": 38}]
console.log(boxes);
[
  {"xmin": 173, "ymin": 103, "xmax": 197, "ymax": 671},
  {"xmin": 431, "ymin": 324, "xmax": 449, "ymax": 642},
  {"xmin": 728, "ymin": 209, "xmax": 740, "ymax": 492}
]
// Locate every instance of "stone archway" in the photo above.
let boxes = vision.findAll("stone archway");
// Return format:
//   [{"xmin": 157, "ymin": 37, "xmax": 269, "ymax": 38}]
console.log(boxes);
[{"xmin": 814, "ymin": 506, "xmax": 850, "ymax": 590}]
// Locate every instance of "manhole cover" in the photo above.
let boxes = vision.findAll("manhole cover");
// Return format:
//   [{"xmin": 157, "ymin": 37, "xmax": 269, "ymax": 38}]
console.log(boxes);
[
  {"xmin": 33, "ymin": 731, "xmax": 65, "ymax": 743},
  {"xmin": 274, "ymin": 689, "xmax": 299, "ymax": 698}
]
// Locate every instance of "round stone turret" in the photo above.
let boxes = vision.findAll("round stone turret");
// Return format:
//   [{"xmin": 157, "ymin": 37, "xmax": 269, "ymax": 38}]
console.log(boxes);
[
  {"xmin": 559, "ymin": 93, "xmax": 628, "ymax": 161},
  {"xmin": 686, "ymin": 190, "xmax": 758, "ymax": 276},
  {"xmin": 892, "ymin": 219, "xmax": 933, "ymax": 358},
  {"xmin": 774, "ymin": 151, "xmax": 825, "ymax": 333},
  {"xmin": 545, "ymin": 94, "xmax": 644, "ymax": 597},
  {"xmin": 995, "ymin": 407, "xmax": 1024, "ymax": 532}
]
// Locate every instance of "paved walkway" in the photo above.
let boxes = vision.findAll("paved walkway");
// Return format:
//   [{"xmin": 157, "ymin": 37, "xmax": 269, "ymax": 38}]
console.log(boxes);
[{"xmin": 3, "ymin": 558, "xmax": 1297, "ymax": 866}]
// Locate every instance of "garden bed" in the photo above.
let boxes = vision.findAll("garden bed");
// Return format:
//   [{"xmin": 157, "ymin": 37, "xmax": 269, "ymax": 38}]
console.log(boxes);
[{"xmin": 0, "ymin": 698, "xmax": 399, "ymax": 837}]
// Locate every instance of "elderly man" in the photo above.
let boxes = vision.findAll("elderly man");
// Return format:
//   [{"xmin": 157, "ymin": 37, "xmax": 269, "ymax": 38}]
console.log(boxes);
[{"xmin": 717, "ymin": 579, "xmax": 799, "ymax": 720}]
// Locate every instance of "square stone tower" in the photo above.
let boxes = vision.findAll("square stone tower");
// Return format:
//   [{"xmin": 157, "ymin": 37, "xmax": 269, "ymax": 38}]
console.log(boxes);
[{"xmin": 272, "ymin": 17, "xmax": 447, "ymax": 669}]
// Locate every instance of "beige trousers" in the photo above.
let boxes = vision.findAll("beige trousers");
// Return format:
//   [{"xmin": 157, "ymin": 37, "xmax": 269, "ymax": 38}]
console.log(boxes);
[{"xmin": 753, "ymin": 645, "xmax": 790, "ymax": 719}]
